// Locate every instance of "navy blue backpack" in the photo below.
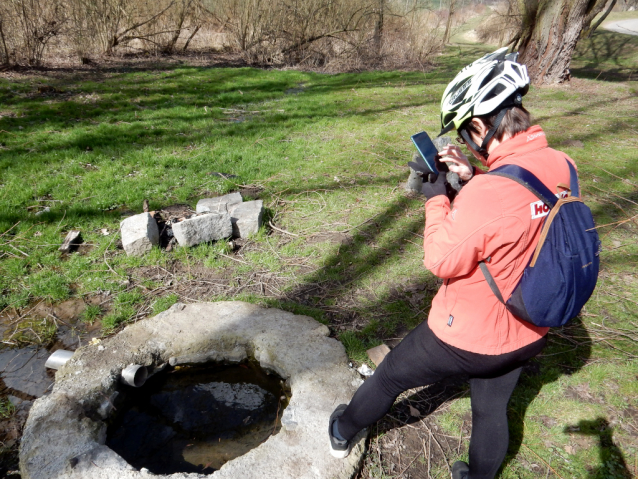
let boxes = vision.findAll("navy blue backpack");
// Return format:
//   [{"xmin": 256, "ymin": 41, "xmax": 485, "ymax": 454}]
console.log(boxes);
[{"xmin": 479, "ymin": 160, "xmax": 601, "ymax": 328}]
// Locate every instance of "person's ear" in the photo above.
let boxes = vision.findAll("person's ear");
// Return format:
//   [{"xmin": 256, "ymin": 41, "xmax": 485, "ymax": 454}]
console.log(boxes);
[{"xmin": 469, "ymin": 118, "xmax": 487, "ymax": 138}]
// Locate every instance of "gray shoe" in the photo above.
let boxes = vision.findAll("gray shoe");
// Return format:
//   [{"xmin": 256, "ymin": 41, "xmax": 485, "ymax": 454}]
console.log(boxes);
[
  {"xmin": 328, "ymin": 404, "xmax": 350, "ymax": 458},
  {"xmin": 452, "ymin": 461, "xmax": 469, "ymax": 479}
]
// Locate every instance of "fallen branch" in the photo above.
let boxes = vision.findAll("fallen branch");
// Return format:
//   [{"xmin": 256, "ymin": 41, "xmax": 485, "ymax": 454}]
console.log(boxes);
[{"xmin": 268, "ymin": 220, "xmax": 299, "ymax": 237}]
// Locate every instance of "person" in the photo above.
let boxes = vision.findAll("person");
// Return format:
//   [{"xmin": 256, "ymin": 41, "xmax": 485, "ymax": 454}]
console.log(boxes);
[{"xmin": 328, "ymin": 48, "xmax": 580, "ymax": 479}]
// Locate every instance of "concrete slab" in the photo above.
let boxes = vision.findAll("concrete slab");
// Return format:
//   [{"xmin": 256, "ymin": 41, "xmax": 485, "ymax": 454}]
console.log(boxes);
[
  {"xmin": 196, "ymin": 193, "xmax": 243, "ymax": 214},
  {"xmin": 171, "ymin": 213, "xmax": 233, "ymax": 247},
  {"xmin": 20, "ymin": 302, "xmax": 366, "ymax": 479}
]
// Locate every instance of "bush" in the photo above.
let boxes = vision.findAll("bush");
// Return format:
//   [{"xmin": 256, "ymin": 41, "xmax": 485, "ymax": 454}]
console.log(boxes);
[
  {"xmin": 475, "ymin": 0, "xmax": 520, "ymax": 47},
  {"xmin": 0, "ymin": 0, "xmax": 66, "ymax": 65},
  {"xmin": 0, "ymin": 0, "xmax": 451, "ymax": 68}
]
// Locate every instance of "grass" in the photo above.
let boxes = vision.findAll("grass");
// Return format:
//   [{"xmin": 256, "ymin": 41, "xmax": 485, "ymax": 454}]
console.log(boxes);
[
  {"xmin": 0, "ymin": 22, "xmax": 637, "ymax": 478},
  {"xmin": 0, "ymin": 398, "xmax": 14, "ymax": 420}
]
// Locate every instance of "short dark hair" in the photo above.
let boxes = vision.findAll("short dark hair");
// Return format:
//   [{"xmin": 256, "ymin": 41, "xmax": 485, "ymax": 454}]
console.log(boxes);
[{"xmin": 465, "ymin": 105, "xmax": 531, "ymax": 142}]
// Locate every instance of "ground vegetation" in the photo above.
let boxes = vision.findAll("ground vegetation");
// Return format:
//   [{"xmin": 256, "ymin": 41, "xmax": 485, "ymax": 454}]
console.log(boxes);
[{"xmin": 0, "ymin": 9, "xmax": 636, "ymax": 479}]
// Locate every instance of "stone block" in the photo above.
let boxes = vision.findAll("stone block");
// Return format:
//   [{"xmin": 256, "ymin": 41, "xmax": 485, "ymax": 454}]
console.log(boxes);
[
  {"xmin": 120, "ymin": 213, "xmax": 159, "ymax": 256},
  {"xmin": 367, "ymin": 344, "xmax": 391, "ymax": 366},
  {"xmin": 171, "ymin": 213, "xmax": 232, "ymax": 247},
  {"xmin": 229, "ymin": 200, "xmax": 264, "ymax": 238},
  {"xmin": 196, "ymin": 192, "xmax": 243, "ymax": 214}
]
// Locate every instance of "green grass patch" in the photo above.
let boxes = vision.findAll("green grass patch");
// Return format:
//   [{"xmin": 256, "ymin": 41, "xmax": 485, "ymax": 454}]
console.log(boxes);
[
  {"xmin": 0, "ymin": 397, "xmax": 15, "ymax": 419},
  {"xmin": 0, "ymin": 37, "xmax": 636, "ymax": 477},
  {"xmin": 152, "ymin": 294, "xmax": 179, "ymax": 315}
]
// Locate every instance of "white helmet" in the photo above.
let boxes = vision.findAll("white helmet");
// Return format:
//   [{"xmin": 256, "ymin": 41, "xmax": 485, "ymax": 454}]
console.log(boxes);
[{"xmin": 439, "ymin": 47, "xmax": 530, "ymax": 137}]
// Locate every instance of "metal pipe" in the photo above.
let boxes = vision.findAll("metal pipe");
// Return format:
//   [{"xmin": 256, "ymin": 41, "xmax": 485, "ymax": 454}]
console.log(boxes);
[
  {"xmin": 120, "ymin": 365, "xmax": 148, "ymax": 387},
  {"xmin": 45, "ymin": 350, "xmax": 74, "ymax": 370}
]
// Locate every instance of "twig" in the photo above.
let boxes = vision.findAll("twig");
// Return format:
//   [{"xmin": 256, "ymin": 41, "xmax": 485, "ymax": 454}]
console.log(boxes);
[
  {"xmin": 594, "ymin": 166, "xmax": 638, "ymax": 188},
  {"xmin": 55, "ymin": 210, "xmax": 67, "ymax": 232},
  {"xmin": 605, "ymin": 290, "xmax": 638, "ymax": 306},
  {"xmin": 0, "ymin": 221, "xmax": 20, "ymax": 237},
  {"xmin": 523, "ymin": 443, "xmax": 564, "ymax": 479},
  {"xmin": 342, "ymin": 212, "xmax": 382, "ymax": 233},
  {"xmin": 420, "ymin": 419, "xmax": 451, "ymax": 477},
  {"xmin": 268, "ymin": 220, "xmax": 299, "ymax": 237},
  {"xmin": 9, "ymin": 244, "xmax": 28, "ymax": 257},
  {"xmin": 103, "ymin": 236, "xmax": 124, "ymax": 278},
  {"xmin": 399, "ymin": 442, "xmax": 425, "ymax": 476},
  {"xmin": 218, "ymin": 252, "xmax": 249, "ymax": 265},
  {"xmin": 425, "ymin": 435, "xmax": 431, "ymax": 479}
]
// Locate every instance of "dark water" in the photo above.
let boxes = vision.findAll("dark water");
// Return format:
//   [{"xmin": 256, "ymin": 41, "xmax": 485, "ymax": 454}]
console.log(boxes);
[{"xmin": 106, "ymin": 362, "xmax": 288, "ymax": 475}]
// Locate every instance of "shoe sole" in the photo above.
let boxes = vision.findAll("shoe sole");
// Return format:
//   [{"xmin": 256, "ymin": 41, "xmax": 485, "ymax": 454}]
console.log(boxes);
[{"xmin": 329, "ymin": 440, "xmax": 350, "ymax": 459}]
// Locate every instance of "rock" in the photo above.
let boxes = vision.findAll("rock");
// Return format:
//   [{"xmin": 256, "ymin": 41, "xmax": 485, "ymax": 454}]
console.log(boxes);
[
  {"xmin": 366, "ymin": 344, "xmax": 391, "ymax": 366},
  {"xmin": 196, "ymin": 192, "xmax": 243, "ymax": 214},
  {"xmin": 229, "ymin": 200, "xmax": 264, "ymax": 238},
  {"xmin": 432, "ymin": 135, "xmax": 452, "ymax": 152},
  {"xmin": 171, "ymin": 213, "xmax": 232, "ymax": 247},
  {"xmin": 35, "ymin": 207, "xmax": 50, "ymax": 216},
  {"xmin": 406, "ymin": 155, "xmax": 425, "ymax": 193},
  {"xmin": 59, "ymin": 231, "xmax": 82, "ymax": 253},
  {"xmin": 19, "ymin": 302, "xmax": 366, "ymax": 479},
  {"xmin": 120, "ymin": 213, "xmax": 159, "ymax": 256}
]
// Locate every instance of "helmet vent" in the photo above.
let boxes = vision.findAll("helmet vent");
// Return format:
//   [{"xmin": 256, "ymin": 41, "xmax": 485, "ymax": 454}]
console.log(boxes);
[
  {"xmin": 484, "ymin": 84, "xmax": 507, "ymax": 102},
  {"xmin": 443, "ymin": 112, "xmax": 457, "ymax": 125}
]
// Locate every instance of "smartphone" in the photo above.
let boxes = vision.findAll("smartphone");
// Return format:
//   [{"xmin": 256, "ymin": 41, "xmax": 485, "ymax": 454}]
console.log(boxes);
[{"xmin": 411, "ymin": 131, "xmax": 439, "ymax": 174}]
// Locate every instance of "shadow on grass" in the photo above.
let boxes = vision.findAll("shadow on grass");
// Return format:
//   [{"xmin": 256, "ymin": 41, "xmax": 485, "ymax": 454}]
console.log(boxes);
[
  {"xmin": 565, "ymin": 418, "xmax": 633, "ymax": 479},
  {"xmin": 571, "ymin": 30, "xmax": 638, "ymax": 82}
]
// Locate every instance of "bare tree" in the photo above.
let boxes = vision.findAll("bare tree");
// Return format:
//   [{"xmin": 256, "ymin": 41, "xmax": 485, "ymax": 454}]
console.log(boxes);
[
  {"xmin": 373, "ymin": 0, "xmax": 384, "ymax": 56},
  {"xmin": 583, "ymin": 0, "xmax": 617, "ymax": 38},
  {"xmin": 511, "ymin": 0, "xmax": 610, "ymax": 84},
  {"xmin": 5, "ymin": 0, "xmax": 65, "ymax": 65},
  {"xmin": 442, "ymin": 0, "xmax": 456, "ymax": 45}
]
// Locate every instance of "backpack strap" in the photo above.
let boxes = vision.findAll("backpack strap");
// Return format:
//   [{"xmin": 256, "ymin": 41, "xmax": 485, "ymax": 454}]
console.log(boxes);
[
  {"xmin": 566, "ymin": 159, "xmax": 579, "ymax": 197},
  {"xmin": 479, "ymin": 260, "xmax": 505, "ymax": 304},
  {"xmin": 487, "ymin": 164, "xmax": 558, "ymax": 207}
]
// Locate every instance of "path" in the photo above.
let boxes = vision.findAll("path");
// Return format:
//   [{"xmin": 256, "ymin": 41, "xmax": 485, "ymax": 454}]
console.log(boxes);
[{"xmin": 604, "ymin": 18, "xmax": 638, "ymax": 36}]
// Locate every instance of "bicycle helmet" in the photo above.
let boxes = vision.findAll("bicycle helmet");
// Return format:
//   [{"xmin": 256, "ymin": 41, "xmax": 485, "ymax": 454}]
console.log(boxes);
[{"xmin": 439, "ymin": 47, "xmax": 530, "ymax": 158}]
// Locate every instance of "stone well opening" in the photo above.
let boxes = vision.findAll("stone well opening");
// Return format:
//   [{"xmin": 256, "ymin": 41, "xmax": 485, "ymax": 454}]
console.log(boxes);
[
  {"xmin": 106, "ymin": 361, "xmax": 289, "ymax": 475},
  {"xmin": 20, "ymin": 302, "xmax": 366, "ymax": 479}
]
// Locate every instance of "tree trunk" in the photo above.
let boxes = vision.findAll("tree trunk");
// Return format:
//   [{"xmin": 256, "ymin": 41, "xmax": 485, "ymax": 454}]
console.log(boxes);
[
  {"xmin": 0, "ymin": 15, "xmax": 9, "ymax": 65},
  {"xmin": 442, "ymin": 0, "xmax": 456, "ymax": 45},
  {"xmin": 584, "ymin": 0, "xmax": 617, "ymax": 38},
  {"xmin": 373, "ymin": 0, "xmax": 384, "ymax": 56},
  {"xmin": 514, "ymin": 0, "xmax": 609, "ymax": 84}
]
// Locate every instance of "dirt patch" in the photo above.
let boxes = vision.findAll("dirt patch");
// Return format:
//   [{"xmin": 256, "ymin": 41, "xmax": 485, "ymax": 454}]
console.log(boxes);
[
  {"xmin": 239, "ymin": 186, "xmax": 263, "ymax": 200},
  {"xmin": 357, "ymin": 378, "xmax": 468, "ymax": 478},
  {"xmin": 537, "ymin": 415, "xmax": 558, "ymax": 429},
  {"xmin": 306, "ymin": 232, "xmax": 352, "ymax": 245},
  {"xmin": 564, "ymin": 384, "xmax": 605, "ymax": 404}
]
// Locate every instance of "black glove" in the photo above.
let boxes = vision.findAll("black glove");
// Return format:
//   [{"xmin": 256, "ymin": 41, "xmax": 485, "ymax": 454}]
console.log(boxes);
[
  {"xmin": 420, "ymin": 172, "xmax": 450, "ymax": 201},
  {"xmin": 408, "ymin": 155, "xmax": 460, "ymax": 202}
]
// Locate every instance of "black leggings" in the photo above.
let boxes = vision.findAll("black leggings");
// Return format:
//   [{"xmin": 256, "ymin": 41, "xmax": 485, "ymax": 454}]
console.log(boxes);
[{"xmin": 338, "ymin": 320, "xmax": 546, "ymax": 479}]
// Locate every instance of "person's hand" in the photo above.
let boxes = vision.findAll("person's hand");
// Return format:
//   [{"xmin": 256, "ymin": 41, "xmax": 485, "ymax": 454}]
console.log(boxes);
[
  {"xmin": 438, "ymin": 144, "xmax": 473, "ymax": 182},
  {"xmin": 421, "ymin": 172, "xmax": 449, "ymax": 201}
]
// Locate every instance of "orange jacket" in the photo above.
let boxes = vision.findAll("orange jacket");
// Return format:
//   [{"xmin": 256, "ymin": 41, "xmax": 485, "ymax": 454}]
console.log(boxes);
[{"xmin": 423, "ymin": 126, "xmax": 576, "ymax": 355}]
